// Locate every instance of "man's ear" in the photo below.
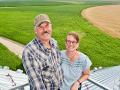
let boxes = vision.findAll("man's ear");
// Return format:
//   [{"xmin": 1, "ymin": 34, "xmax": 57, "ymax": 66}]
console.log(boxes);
[
  {"xmin": 34, "ymin": 30, "xmax": 36, "ymax": 33},
  {"xmin": 34, "ymin": 27, "xmax": 37, "ymax": 33},
  {"xmin": 35, "ymin": 31, "xmax": 37, "ymax": 34}
]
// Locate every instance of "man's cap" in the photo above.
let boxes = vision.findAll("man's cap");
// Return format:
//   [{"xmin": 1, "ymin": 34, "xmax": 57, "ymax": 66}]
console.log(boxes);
[{"xmin": 34, "ymin": 14, "xmax": 51, "ymax": 27}]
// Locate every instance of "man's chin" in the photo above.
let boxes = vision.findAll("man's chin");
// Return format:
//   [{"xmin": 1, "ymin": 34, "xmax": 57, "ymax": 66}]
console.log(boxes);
[
  {"xmin": 43, "ymin": 37, "xmax": 51, "ymax": 41},
  {"xmin": 43, "ymin": 34, "xmax": 51, "ymax": 38}
]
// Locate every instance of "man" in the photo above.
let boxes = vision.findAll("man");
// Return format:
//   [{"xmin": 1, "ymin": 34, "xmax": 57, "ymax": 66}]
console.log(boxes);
[{"xmin": 22, "ymin": 14, "xmax": 63, "ymax": 90}]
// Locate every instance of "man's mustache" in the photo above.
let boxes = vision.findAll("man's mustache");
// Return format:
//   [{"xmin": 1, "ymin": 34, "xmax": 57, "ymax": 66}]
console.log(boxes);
[{"xmin": 42, "ymin": 31, "xmax": 49, "ymax": 34}]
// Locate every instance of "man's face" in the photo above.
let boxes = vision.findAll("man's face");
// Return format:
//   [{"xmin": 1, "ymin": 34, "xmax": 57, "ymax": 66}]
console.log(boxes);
[{"xmin": 35, "ymin": 21, "xmax": 52, "ymax": 42}]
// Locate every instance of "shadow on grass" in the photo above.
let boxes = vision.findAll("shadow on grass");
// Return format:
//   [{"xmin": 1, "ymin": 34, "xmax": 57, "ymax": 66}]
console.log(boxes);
[{"xmin": 16, "ymin": 63, "xmax": 26, "ymax": 73}]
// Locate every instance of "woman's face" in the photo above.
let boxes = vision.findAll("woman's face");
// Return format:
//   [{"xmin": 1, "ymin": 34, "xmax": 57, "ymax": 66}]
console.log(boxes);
[{"xmin": 66, "ymin": 35, "xmax": 79, "ymax": 52}]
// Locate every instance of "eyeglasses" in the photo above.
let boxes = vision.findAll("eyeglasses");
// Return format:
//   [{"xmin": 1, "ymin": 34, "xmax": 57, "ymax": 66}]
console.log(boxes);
[{"xmin": 66, "ymin": 40, "xmax": 77, "ymax": 44}]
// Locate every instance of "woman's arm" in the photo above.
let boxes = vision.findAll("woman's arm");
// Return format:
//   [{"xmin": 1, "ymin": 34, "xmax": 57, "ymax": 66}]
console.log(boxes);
[
  {"xmin": 70, "ymin": 68, "xmax": 91, "ymax": 90},
  {"xmin": 77, "ymin": 68, "xmax": 90, "ymax": 84}
]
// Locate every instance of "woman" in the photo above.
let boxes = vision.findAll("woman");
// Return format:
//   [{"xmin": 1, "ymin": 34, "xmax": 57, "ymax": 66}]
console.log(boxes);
[{"xmin": 60, "ymin": 32, "xmax": 92, "ymax": 90}]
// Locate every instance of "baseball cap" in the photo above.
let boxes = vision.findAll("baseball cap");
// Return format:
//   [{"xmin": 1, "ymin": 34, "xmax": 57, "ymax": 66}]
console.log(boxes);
[{"xmin": 34, "ymin": 14, "xmax": 51, "ymax": 27}]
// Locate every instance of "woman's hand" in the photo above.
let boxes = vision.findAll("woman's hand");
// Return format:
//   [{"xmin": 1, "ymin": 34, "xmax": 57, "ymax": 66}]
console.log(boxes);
[{"xmin": 70, "ymin": 81, "xmax": 80, "ymax": 90}]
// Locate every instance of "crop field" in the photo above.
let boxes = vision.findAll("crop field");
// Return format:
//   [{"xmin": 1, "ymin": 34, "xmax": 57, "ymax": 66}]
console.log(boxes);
[
  {"xmin": 82, "ymin": 5, "xmax": 120, "ymax": 39},
  {"xmin": 0, "ymin": 0, "xmax": 120, "ymax": 70}
]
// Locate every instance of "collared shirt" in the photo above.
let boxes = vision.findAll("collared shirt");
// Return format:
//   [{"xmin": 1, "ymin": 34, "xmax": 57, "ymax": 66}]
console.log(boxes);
[
  {"xmin": 60, "ymin": 50, "xmax": 92, "ymax": 90},
  {"xmin": 22, "ymin": 38, "xmax": 63, "ymax": 90}
]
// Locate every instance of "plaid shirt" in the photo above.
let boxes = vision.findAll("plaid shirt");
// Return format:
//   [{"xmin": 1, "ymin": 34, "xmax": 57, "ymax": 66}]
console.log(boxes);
[{"xmin": 22, "ymin": 38, "xmax": 63, "ymax": 90}]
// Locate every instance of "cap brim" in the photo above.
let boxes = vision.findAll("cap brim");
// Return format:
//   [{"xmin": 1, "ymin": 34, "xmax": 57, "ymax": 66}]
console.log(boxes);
[{"xmin": 36, "ymin": 20, "xmax": 51, "ymax": 27}]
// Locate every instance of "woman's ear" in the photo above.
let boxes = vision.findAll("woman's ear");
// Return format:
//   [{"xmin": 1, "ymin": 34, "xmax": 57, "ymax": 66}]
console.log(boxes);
[
  {"xmin": 76, "ymin": 43, "xmax": 79, "ymax": 49},
  {"xmin": 65, "ymin": 42, "xmax": 67, "ymax": 48}
]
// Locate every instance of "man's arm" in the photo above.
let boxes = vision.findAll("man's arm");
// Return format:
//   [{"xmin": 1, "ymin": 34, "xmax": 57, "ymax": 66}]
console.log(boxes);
[{"xmin": 22, "ymin": 50, "xmax": 46, "ymax": 90}]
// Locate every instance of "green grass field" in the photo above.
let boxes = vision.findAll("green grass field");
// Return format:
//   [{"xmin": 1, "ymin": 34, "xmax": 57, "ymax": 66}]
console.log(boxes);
[
  {"xmin": 0, "ymin": 0, "xmax": 120, "ymax": 70},
  {"xmin": 0, "ymin": 43, "xmax": 23, "ymax": 70}
]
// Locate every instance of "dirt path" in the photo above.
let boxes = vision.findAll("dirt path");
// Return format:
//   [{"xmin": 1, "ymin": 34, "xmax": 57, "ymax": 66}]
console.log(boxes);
[
  {"xmin": 0, "ymin": 37, "xmax": 24, "ymax": 59},
  {"xmin": 81, "ymin": 5, "xmax": 120, "ymax": 38}
]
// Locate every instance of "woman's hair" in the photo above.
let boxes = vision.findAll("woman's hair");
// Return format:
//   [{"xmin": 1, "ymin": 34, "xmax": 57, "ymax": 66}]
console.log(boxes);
[{"xmin": 67, "ymin": 31, "xmax": 79, "ymax": 43}]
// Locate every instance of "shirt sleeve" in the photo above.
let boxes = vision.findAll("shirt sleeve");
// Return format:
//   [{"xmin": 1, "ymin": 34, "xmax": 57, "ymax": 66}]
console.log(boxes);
[
  {"xmin": 22, "ymin": 49, "xmax": 46, "ymax": 90},
  {"xmin": 83, "ymin": 55, "xmax": 92, "ymax": 71}
]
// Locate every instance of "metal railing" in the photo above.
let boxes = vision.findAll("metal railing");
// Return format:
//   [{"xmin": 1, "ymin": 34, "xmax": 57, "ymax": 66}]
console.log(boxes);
[
  {"xmin": 9, "ymin": 78, "xmax": 111, "ymax": 90},
  {"xmin": 10, "ymin": 83, "xmax": 29, "ymax": 90},
  {"xmin": 87, "ymin": 78, "xmax": 111, "ymax": 90},
  {"xmin": 10, "ymin": 66, "xmax": 120, "ymax": 90}
]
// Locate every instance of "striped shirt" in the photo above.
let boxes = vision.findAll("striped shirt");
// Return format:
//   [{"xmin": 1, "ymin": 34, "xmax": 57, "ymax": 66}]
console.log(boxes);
[{"xmin": 22, "ymin": 38, "xmax": 63, "ymax": 90}]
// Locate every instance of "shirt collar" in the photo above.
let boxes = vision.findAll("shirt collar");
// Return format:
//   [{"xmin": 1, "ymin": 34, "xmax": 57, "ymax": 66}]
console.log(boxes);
[{"xmin": 35, "ymin": 37, "xmax": 57, "ymax": 49}]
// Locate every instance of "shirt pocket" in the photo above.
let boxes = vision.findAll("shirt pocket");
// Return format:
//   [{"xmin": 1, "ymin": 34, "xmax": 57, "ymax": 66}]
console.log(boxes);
[{"xmin": 41, "ymin": 62, "xmax": 54, "ymax": 83}]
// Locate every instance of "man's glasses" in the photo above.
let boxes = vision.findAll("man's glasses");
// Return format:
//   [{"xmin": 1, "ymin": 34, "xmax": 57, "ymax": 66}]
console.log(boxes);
[{"xmin": 66, "ymin": 40, "xmax": 77, "ymax": 44}]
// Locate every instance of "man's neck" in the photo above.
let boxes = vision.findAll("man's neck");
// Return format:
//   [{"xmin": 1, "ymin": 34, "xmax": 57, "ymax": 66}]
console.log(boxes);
[{"xmin": 42, "ymin": 40, "xmax": 51, "ymax": 49}]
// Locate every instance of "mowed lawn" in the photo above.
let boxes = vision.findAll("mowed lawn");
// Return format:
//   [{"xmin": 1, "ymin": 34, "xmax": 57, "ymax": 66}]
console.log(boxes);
[
  {"xmin": 0, "ymin": 1, "xmax": 120, "ymax": 70},
  {"xmin": 0, "ymin": 43, "xmax": 23, "ymax": 70}
]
